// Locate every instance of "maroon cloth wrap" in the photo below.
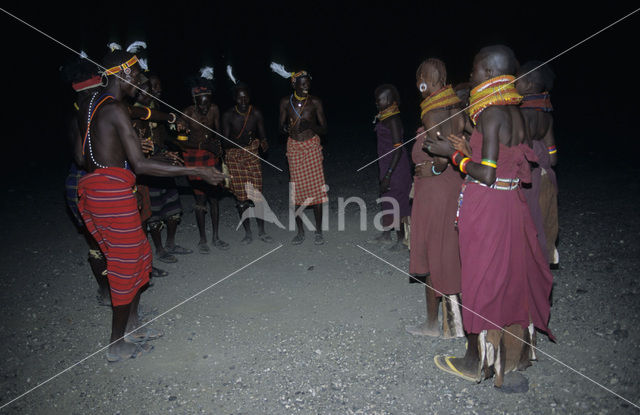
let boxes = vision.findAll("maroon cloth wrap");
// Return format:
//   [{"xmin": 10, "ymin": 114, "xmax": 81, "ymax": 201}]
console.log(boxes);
[{"xmin": 458, "ymin": 129, "xmax": 554, "ymax": 338}]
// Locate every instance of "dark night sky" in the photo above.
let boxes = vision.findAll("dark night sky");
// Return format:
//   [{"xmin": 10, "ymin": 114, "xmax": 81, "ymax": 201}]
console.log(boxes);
[{"xmin": 1, "ymin": 2, "xmax": 638, "ymax": 170}]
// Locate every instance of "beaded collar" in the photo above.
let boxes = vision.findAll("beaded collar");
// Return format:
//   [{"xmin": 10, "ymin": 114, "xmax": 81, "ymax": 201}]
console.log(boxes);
[
  {"xmin": 467, "ymin": 75, "xmax": 522, "ymax": 125},
  {"xmin": 420, "ymin": 85, "xmax": 461, "ymax": 118}
]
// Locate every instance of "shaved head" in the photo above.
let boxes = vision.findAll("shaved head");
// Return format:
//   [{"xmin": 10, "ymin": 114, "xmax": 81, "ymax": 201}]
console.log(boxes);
[
  {"xmin": 517, "ymin": 61, "xmax": 555, "ymax": 93},
  {"xmin": 375, "ymin": 84, "xmax": 400, "ymax": 104},
  {"xmin": 476, "ymin": 45, "xmax": 519, "ymax": 76}
]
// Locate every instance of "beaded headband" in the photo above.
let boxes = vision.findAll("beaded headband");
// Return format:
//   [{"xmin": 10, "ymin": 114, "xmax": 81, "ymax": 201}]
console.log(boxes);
[
  {"xmin": 103, "ymin": 55, "xmax": 139, "ymax": 76},
  {"xmin": 291, "ymin": 70, "xmax": 311, "ymax": 83}
]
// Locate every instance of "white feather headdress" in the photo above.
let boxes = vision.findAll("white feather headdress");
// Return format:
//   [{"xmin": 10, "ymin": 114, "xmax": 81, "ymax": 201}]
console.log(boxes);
[
  {"xmin": 200, "ymin": 66, "xmax": 214, "ymax": 80},
  {"xmin": 138, "ymin": 58, "xmax": 149, "ymax": 71},
  {"xmin": 107, "ymin": 42, "xmax": 122, "ymax": 52},
  {"xmin": 270, "ymin": 61, "xmax": 291, "ymax": 79},
  {"xmin": 79, "ymin": 50, "xmax": 88, "ymax": 59},
  {"xmin": 126, "ymin": 41, "xmax": 147, "ymax": 53},
  {"xmin": 226, "ymin": 65, "xmax": 237, "ymax": 84}
]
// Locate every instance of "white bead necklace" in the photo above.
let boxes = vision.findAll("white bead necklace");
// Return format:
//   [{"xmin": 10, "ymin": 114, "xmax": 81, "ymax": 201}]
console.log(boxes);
[{"xmin": 86, "ymin": 92, "xmax": 128, "ymax": 170}]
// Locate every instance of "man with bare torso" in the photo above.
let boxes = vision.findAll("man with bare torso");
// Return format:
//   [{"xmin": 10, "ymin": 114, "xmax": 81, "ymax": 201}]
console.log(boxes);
[
  {"xmin": 76, "ymin": 50, "xmax": 225, "ymax": 362},
  {"xmin": 277, "ymin": 71, "xmax": 328, "ymax": 245},
  {"xmin": 131, "ymin": 76, "xmax": 189, "ymax": 271},
  {"xmin": 179, "ymin": 69, "xmax": 228, "ymax": 253},
  {"xmin": 222, "ymin": 83, "xmax": 272, "ymax": 244}
]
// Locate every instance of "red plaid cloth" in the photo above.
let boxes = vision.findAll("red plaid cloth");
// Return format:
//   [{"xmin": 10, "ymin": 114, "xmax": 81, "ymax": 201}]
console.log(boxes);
[
  {"xmin": 286, "ymin": 136, "xmax": 328, "ymax": 206},
  {"xmin": 225, "ymin": 139, "xmax": 262, "ymax": 202},
  {"xmin": 78, "ymin": 168, "xmax": 152, "ymax": 306},
  {"xmin": 183, "ymin": 149, "xmax": 219, "ymax": 195},
  {"xmin": 183, "ymin": 149, "xmax": 219, "ymax": 180}
]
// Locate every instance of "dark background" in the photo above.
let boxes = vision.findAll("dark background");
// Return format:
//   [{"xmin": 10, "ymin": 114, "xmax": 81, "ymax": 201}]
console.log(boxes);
[{"xmin": 1, "ymin": 1, "xmax": 638, "ymax": 172}]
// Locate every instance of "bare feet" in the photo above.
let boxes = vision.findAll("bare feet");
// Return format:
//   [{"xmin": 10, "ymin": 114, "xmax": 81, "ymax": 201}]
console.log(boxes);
[
  {"xmin": 258, "ymin": 233, "xmax": 274, "ymax": 243},
  {"xmin": 388, "ymin": 241, "xmax": 405, "ymax": 251},
  {"xmin": 405, "ymin": 322, "xmax": 440, "ymax": 337},
  {"xmin": 198, "ymin": 242, "xmax": 210, "ymax": 254},
  {"xmin": 240, "ymin": 232, "xmax": 253, "ymax": 245},
  {"xmin": 314, "ymin": 233, "xmax": 324, "ymax": 245},
  {"xmin": 106, "ymin": 341, "xmax": 141, "ymax": 362},
  {"xmin": 212, "ymin": 238, "xmax": 230, "ymax": 250},
  {"xmin": 367, "ymin": 233, "xmax": 392, "ymax": 244},
  {"xmin": 291, "ymin": 233, "xmax": 305, "ymax": 245}
]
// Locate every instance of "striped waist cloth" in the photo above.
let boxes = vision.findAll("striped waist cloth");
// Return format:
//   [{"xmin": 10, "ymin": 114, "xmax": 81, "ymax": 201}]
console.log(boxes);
[{"xmin": 466, "ymin": 176, "xmax": 520, "ymax": 190}]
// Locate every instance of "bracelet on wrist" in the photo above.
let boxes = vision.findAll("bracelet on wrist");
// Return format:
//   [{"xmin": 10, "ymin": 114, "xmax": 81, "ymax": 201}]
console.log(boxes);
[
  {"xmin": 451, "ymin": 150, "xmax": 462, "ymax": 166},
  {"xmin": 459, "ymin": 157, "xmax": 471, "ymax": 174},
  {"xmin": 141, "ymin": 106, "xmax": 152, "ymax": 120}
]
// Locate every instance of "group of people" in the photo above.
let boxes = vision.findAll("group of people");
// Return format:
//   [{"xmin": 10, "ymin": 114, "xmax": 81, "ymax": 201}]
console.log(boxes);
[
  {"xmin": 370, "ymin": 45, "xmax": 558, "ymax": 387},
  {"xmin": 62, "ymin": 39, "xmax": 559, "ymax": 388},
  {"xmin": 63, "ymin": 42, "xmax": 328, "ymax": 361}
]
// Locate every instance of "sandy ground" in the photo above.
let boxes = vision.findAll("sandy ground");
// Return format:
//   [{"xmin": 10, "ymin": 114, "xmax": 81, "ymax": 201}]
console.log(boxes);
[{"xmin": 0, "ymin": 143, "xmax": 639, "ymax": 414}]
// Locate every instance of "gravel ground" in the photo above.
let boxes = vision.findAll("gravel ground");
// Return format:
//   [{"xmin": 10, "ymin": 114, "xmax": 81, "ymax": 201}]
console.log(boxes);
[{"xmin": 0, "ymin": 143, "xmax": 638, "ymax": 414}]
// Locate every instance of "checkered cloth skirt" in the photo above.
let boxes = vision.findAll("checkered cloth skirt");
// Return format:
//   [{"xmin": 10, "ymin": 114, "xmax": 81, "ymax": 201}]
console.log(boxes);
[
  {"xmin": 286, "ymin": 136, "xmax": 327, "ymax": 206},
  {"xmin": 183, "ymin": 149, "xmax": 219, "ymax": 180},
  {"xmin": 183, "ymin": 149, "xmax": 219, "ymax": 195},
  {"xmin": 225, "ymin": 139, "xmax": 262, "ymax": 202}
]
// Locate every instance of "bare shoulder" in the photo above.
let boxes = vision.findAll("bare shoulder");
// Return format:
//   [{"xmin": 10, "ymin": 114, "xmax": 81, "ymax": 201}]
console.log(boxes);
[
  {"xmin": 252, "ymin": 106, "xmax": 264, "ymax": 118},
  {"xmin": 279, "ymin": 96, "xmax": 289, "ymax": 106},
  {"xmin": 423, "ymin": 108, "xmax": 448, "ymax": 128},
  {"xmin": 99, "ymin": 99, "xmax": 129, "ymax": 119},
  {"xmin": 310, "ymin": 95, "xmax": 323, "ymax": 106},
  {"xmin": 183, "ymin": 105, "xmax": 195, "ymax": 115}
]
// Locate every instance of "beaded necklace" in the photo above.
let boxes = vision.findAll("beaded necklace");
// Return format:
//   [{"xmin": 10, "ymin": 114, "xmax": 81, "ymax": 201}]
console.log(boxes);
[
  {"xmin": 234, "ymin": 105, "xmax": 253, "ymax": 139},
  {"xmin": 293, "ymin": 91, "xmax": 308, "ymax": 101},
  {"xmin": 289, "ymin": 94, "xmax": 308, "ymax": 127},
  {"xmin": 419, "ymin": 85, "xmax": 461, "ymax": 118},
  {"xmin": 83, "ymin": 91, "xmax": 125, "ymax": 169},
  {"xmin": 467, "ymin": 75, "xmax": 522, "ymax": 125},
  {"xmin": 520, "ymin": 92, "xmax": 553, "ymax": 112},
  {"xmin": 376, "ymin": 103, "xmax": 400, "ymax": 123}
]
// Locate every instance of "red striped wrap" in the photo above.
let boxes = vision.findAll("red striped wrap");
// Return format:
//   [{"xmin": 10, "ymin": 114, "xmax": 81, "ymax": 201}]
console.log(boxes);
[
  {"xmin": 286, "ymin": 136, "xmax": 327, "ymax": 206},
  {"xmin": 78, "ymin": 167, "xmax": 151, "ymax": 306}
]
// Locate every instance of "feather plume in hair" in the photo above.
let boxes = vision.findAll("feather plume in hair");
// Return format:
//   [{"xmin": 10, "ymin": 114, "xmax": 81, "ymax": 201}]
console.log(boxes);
[
  {"xmin": 107, "ymin": 42, "xmax": 122, "ymax": 52},
  {"xmin": 270, "ymin": 62, "xmax": 291, "ymax": 79},
  {"xmin": 226, "ymin": 65, "xmax": 237, "ymax": 84},
  {"xmin": 79, "ymin": 50, "xmax": 88, "ymax": 59},
  {"xmin": 138, "ymin": 58, "xmax": 149, "ymax": 71},
  {"xmin": 126, "ymin": 41, "xmax": 147, "ymax": 54},
  {"xmin": 200, "ymin": 66, "xmax": 214, "ymax": 80}
]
